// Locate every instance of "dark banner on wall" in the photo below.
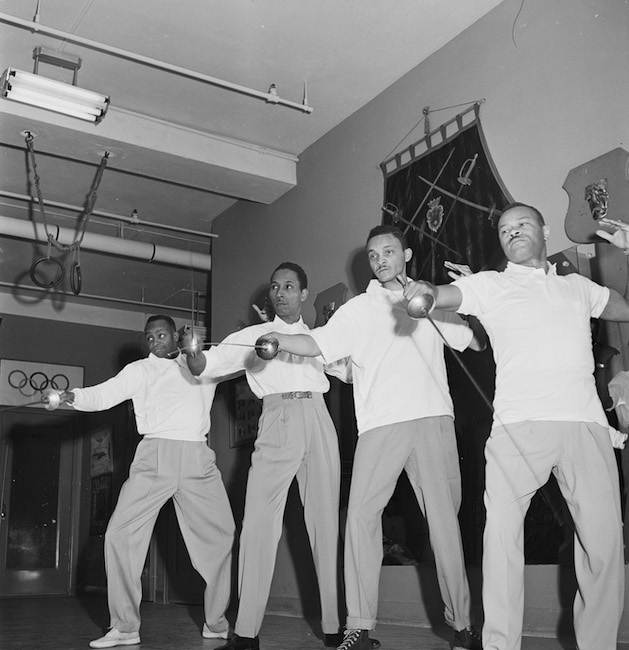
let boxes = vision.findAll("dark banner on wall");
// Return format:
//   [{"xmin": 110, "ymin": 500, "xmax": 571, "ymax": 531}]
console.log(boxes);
[{"xmin": 380, "ymin": 103, "xmax": 511, "ymax": 282}]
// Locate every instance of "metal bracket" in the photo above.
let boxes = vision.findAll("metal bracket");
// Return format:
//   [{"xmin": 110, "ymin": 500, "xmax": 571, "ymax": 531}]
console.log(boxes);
[{"xmin": 33, "ymin": 46, "xmax": 81, "ymax": 85}]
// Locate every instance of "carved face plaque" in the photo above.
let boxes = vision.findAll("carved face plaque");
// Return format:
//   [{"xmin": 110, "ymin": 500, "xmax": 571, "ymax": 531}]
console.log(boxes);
[
  {"xmin": 564, "ymin": 147, "xmax": 629, "ymax": 244},
  {"xmin": 585, "ymin": 178, "xmax": 608, "ymax": 220}
]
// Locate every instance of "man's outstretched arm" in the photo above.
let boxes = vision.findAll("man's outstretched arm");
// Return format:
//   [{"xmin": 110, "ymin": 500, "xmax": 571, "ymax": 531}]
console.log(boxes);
[
  {"xmin": 258, "ymin": 332, "xmax": 322, "ymax": 358},
  {"xmin": 402, "ymin": 280, "xmax": 463, "ymax": 312}
]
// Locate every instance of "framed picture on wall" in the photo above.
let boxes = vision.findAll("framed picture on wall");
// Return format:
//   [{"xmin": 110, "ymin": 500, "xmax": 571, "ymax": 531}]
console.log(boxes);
[{"xmin": 230, "ymin": 375, "xmax": 261, "ymax": 448}]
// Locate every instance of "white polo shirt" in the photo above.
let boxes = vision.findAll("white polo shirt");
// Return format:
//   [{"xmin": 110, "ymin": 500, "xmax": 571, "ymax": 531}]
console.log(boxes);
[
  {"xmin": 453, "ymin": 262, "xmax": 610, "ymax": 428},
  {"xmin": 200, "ymin": 316, "xmax": 332, "ymax": 398},
  {"xmin": 309, "ymin": 279, "xmax": 473, "ymax": 434}
]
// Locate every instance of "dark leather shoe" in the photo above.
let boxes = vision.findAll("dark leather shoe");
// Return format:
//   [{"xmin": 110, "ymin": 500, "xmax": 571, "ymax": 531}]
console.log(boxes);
[
  {"xmin": 215, "ymin": 635, "xmax": 260, "ymax": 650},
  {"xmin": 452, "ymin": 626, "xmax": 482, "ymax": 650},
  {"xmin": 324, "ymin": 633, "xmax": 381, "ymax": 649}
]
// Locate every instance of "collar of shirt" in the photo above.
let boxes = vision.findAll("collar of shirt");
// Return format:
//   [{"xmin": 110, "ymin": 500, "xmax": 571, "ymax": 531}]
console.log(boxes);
[
  {"xmin": 504, "ymin": 260, "xmax": 557, "ymax": 277},
  {"xmin": 365, "ymin": 279, "xmax": 403, "ymax": 305},
  {"xmin": 270, "ymin": 314, "xmax": 310, "ymax": 331},
  {"xmin": 147, "ymin": 352, "xmax": 181, "ymax": 365}
]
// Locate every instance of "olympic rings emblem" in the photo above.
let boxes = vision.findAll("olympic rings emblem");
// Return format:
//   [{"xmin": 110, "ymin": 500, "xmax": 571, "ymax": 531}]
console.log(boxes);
[{"xmin": 8, "ymin": 369, "xmax": 69, "ymax": 397}]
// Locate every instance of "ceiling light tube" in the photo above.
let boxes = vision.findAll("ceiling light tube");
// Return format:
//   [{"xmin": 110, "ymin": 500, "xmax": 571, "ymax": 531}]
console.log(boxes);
[
  {"xmin": 8, "ymin": 68, "xmax": 107, "ymax": 107},
  {"xmin": 6, "ymin": 88, "xmax": 104, "ymax": 119},
  {"xmin": 1, "ymin": 67, "xmax": 109, "ymax": 123},
  {"xmin": 3, "ymin": 89, "xmax": 101, "ymax": 122}
]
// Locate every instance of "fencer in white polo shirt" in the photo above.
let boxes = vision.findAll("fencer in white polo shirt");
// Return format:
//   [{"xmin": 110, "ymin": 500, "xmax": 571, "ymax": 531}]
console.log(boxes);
[
  {"xmin": 404, "ymin": 203, "xmax": 627, "ymax": 650},
  {"xmin": 260, "ymin": 227, "xmax": 486, "ymax": 650}
]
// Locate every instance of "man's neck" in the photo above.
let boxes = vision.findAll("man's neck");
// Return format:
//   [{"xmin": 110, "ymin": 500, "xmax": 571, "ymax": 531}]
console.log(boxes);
[
  {"xmin": 279, "ymin": 314, "xmax": 301, "ymax": 325},
  {"xmin": 381, "ymin": 275, "xmax": 406, "ymax": 291},
  {"xmin": 511, "ymin": 255, "xmax": 548, "ymax": 272}
]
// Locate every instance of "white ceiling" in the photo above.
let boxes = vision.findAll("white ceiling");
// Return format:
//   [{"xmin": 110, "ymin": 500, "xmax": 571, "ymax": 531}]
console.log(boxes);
[{"xmin": 0, "ymin": 0, "xmax": 504, "ymax": 316}]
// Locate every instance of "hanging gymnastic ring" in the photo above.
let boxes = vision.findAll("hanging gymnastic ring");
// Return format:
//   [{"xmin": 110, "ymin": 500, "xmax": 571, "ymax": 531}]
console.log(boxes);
[
  {"xmin": 30, "ymin": 257, "xmax": 65, "ymax": 288},
  {"xmin": 70, "ymin": 261, "xmax": 82, "ymax": 295}
]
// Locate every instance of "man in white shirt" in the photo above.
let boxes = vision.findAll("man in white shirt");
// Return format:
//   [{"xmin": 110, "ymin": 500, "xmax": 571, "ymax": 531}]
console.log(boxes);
[
  {"xmin": 403, "ymin": 203, "xmax": 627, "ymax": 650},
  {"xmin": 185, "ymin": 262, "xmax": 375, "ymax": 650},
  {"xmin": 257, "ymin": 229, "xmax": 485, "ymax": 650},
  {"xmin": 57, "ymin": 315, "xmax": 235, "ymax": 648}
]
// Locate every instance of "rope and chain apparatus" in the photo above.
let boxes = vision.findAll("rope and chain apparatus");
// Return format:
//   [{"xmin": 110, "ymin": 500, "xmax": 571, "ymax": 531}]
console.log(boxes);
[{"xmin": 24, "ymin": 131, "xmax": 109, "ymax": 294}]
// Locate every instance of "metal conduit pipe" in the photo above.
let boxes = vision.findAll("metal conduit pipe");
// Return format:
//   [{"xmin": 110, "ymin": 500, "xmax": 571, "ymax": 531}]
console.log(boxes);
[
  {"xmin": 0, "ymin": 190, "xmax": 218, "ymax": 240},
  {"xmin": 0, "ymin": 214, "xmax": 212, "ymax": 271},
  {"xmin": 0, "ymin": 12, "xmax": 313, "ymax": 113},
  {"xmin": 0, "ymin": 280, "xmax": 206, "ymax": 315}
]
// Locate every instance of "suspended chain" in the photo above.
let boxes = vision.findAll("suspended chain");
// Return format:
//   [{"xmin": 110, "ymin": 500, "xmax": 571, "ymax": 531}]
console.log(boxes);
[{"xmin": 24, "ymin": 132, "xmax": 109, "ymax": 254}]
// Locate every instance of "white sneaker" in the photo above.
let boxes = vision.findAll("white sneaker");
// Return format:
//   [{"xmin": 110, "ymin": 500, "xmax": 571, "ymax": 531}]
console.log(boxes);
[
  {"xmin": 202, "ymin": 623, "xmax": 231, "ymax": 639},
  {"xmin": 89, "ymin": 627, "xmax": 141, "ymax": 648}
]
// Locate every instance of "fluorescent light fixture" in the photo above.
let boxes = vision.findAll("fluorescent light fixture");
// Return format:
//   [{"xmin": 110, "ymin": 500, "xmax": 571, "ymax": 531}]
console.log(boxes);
[{"xmin": 1, "ymin": 67, "xmax": 110, "ymax": 123}]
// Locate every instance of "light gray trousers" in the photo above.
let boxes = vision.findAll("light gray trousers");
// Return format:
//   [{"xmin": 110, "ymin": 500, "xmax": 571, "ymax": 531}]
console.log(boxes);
[
  {"xmin": 104, "ymin": 438, "xmax": 235, "ymax": 634},
  {"xmin": 234, "ymin": 392, "xmax": 341, "ymax": 638},
  {"xmin": 344, "ymin": 416, "xmax": 472, "ymax": 632},
  {"xmin": 482, "ymin": 421, "xmax": 624, "ymax": 650}
]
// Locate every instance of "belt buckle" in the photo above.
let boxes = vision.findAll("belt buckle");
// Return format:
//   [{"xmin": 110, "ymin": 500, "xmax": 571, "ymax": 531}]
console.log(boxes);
[{"xmin": 282, "ymin": 391, "xmax": 312, "ymax": 399}]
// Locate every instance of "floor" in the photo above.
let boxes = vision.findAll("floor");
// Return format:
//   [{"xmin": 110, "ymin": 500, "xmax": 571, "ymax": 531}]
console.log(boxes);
[{"xmin": 1, "ymin": 595, "xmax": 627, "ymax": 650}]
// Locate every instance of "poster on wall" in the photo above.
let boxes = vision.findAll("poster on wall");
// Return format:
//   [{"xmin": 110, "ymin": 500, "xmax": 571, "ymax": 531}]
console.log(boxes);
[
  {"xmin": 90, "ymin": 427, "xmax": 113, "ymax": 477},
  {"xmin": 0, "ymin": 359, "xmax": 84, "ymax": 409},
  {"xmin": 230, "ymin": 376, "xmax": 261, "ymax": 448},
  {"xmin": 90, "ymin": 474, "xmax": 112, "ymax": 536}
]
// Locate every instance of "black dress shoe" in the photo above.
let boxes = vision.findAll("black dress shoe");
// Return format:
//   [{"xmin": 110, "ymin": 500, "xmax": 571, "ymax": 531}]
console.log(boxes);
[
  {"xmin": 215, "ymin": 634, "xmax": 260, "ymax": 650},
  {"xmin": 323, "ymin": 633, "xmax": 381, "ymax": 649}
]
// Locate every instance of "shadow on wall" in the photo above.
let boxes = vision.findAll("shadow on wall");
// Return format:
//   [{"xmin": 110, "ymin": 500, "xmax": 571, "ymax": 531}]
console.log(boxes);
[{"xmin": 346, "ymin": 245, "xmax": 373, "ymax": 297}]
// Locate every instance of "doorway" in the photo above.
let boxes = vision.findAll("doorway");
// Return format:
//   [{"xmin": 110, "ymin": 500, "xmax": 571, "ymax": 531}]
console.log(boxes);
[{"xmin": 0, "ymin": 408, "xmax": 81, "ymax": 596}]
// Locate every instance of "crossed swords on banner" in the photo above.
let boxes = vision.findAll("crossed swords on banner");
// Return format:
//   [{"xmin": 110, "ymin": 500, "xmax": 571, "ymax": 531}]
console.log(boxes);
[{"xmin": 382, "ymin": 148, "xmax": 501, "ymax": 261}]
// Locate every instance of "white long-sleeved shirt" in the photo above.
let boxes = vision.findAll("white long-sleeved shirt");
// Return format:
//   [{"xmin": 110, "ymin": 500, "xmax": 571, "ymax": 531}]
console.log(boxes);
[
  {"xmin": 309, "ymin": 280, "xmax": 473, "ymax": 434},
  {"xmin": 71, "ymin": 353, "xmax": 217, "ymax": 441},
  {"xmin": 453, "ymin": 261, "xmax": 610, "ymax": 428},
  {"xmin": 199, "ymin": 316, "xmax": 347, "ymax": 398}
]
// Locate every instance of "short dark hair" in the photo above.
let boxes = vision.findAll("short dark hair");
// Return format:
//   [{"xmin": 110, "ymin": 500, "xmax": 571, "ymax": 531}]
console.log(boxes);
[
  {"xmin": 145, "ymin": 314, "xmax": 176, "ymax": 332},
  {"xmin": 501, "ymin": 202, "xmax": 545, "ymax": 226},
  {"xmin": 366, "ymin": 224, "xmax": 408, "ymax": 249},
  {"xmin": 271, "ymin": 262, "xmax": 308, "ymax": 290}
]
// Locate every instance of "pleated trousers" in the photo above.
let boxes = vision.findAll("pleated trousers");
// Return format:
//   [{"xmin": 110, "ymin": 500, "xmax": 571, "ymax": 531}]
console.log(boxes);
[
  {"xmin": 344, "ymin": 416, "xmax": 472, "ymax": 632},
  {"xmin": 104, "ymin": 437, "xmax": 235, "ymax": 634},
  {"xmin": 482, "ymin": 421, "xmax": 624, "ymax": 650},
  {"xmin": 234, "ymin": 392, "xmax": 341, "ymax": 638}
]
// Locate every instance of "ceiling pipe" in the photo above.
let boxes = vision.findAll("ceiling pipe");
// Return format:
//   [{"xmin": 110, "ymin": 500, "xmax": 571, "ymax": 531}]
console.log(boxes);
[
  {"xmin": 0, "ymin": 190, "xmax": 218, "ymax": 240},
  {"xmin": 0, "ymin": 214, "xmax": 212, "ymax": 271},
  {"xmin": 0, "ymin": 281, "xmax": 206, "ymax": 316},
  {"xmin": 0, "ymin": 12, "xmax": 313, "ymax": 113}
]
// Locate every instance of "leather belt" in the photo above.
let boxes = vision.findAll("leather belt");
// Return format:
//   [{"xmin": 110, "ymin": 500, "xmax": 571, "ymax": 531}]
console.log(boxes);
[{"xmin": 281, "ymin": 391, "xmax": 312, "ymax": 399}]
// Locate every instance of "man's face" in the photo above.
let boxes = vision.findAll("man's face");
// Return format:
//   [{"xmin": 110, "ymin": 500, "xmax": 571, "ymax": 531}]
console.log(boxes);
[
  {"xmin": 144, "ymin": 319, "xmax": 178, "ymax": 358},
  {"xmin": 268, "ymin": 268, "xmax": 307, "ymax": 320},
  {"xmin": 498, "ymin": 206, "xmax": 549, "ymax": 266},
  {"xmin": 366, "ymin": 233, "xmax": 412, "ymax": 287}
]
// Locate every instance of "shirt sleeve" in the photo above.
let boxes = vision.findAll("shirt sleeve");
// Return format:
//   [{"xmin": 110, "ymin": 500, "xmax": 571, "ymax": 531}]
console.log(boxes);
[
  {"xmin": 582, "ymin": 277, "xmax": 610, "ymax": 318},
  {"xmin": 324, "ymin": 356, "xmax": 353, "ymax": 383},
  {"xmin": 72, "ymin": 362, "xmax": 145, "ymax": 412},
  {"xmin": 429, "ymin": 309, "xmax": 474, "ymax": 351},
  {"xmin": 451, "ymin": 273, "xmax": 488, "ymax": 317},
  {"xmin": 309, "ymin": 302, "xmax": 358, "ymax": 364}
]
